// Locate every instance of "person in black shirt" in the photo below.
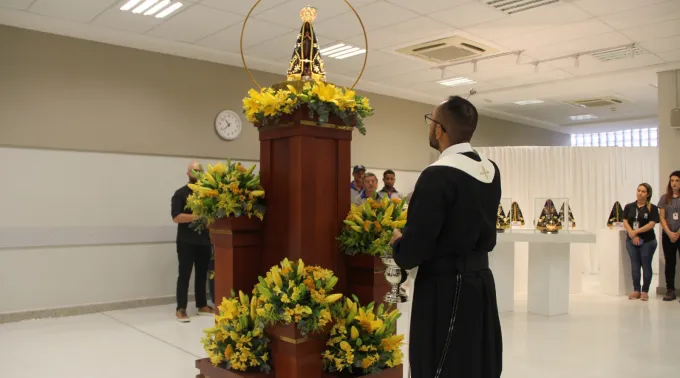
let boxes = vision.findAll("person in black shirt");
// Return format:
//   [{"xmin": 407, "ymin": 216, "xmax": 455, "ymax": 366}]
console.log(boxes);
[
  {"xmin": 171, "ymin": 161, "xmax": 213, "ymax": 322},
  {"xmin": 623, "ymin": 183, "xmax": 660, "ymax": 301}
]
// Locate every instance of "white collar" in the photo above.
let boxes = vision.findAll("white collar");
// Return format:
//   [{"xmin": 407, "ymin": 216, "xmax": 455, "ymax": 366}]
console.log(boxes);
[{"xmin": 439, "ymin": 143, "xmax": 473, "ymax": 160}]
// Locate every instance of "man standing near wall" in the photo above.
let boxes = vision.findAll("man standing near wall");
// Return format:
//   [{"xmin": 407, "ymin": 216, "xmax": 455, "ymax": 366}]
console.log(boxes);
[
  {"xmin": 380, "ymin": 169, "xmax": 402, "ymax": 199},
  {"xmin": 171, "ymin": 161, "xmax": 213, "ymax": 322}
]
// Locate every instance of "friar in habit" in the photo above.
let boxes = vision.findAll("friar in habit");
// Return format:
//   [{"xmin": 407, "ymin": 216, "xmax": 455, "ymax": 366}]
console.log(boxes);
[{"xmin": 390, "ymin": 96, "xmax": 502, "ymax": 378}]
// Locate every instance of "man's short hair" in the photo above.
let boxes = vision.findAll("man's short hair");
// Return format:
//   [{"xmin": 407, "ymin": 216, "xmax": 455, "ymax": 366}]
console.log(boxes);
[
  {"xmin": 363, "ymin": 172, "xmax": 377, "ymax": 182},
  {"xmin": 383, "ymin": 169, "xmax": 395, "ymax": 177},
  {"xmin": 441, "ymin": 96, "xmax": 478, "ymax": 141}
]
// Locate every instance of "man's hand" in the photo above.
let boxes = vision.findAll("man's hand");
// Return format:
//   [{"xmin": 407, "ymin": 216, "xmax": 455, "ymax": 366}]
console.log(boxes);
[
  {"xmin": 390, "ymin": 229, "xmax": 403, "ymax": 246},
  {"xmin": 633, "ymin": 236, "xmax": 642, "ymax": 246},
  {"xmin": 670, "ymin": 231, "xmax": 679, "ymax": 243},
  {"xmin": 627, "ymin": 229, "xmax": 637, "ymax": 239}
]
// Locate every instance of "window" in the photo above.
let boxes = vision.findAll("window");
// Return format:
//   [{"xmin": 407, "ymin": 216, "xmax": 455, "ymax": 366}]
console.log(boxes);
[{"xmin": 570, "ymin": 128, "xmax": 659, "ymax": 147}]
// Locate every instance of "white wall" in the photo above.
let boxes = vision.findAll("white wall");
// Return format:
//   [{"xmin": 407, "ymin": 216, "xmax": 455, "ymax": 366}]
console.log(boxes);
[{"xmin": 0, "ymin": 147, "xmax": 422, "ymax": 314}]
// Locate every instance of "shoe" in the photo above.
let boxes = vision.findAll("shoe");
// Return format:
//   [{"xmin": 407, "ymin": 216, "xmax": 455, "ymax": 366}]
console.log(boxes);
[
  {"xmin": 641, "ymin": 292, "xmax": 649, "ymax": 301},
  {"xmin": 176, "ymin": 309, "xmax": 190, "ymax": 323},
  {"xmin": 663, "ymin": 289, "xmax": 676, "ymax": 301},
  {"xmin": 197, "ymin": 306, "xmax": 214, "ymax": 316},
  {"xmin": 628, "ymin": 291, "xmax": 641, "ymax": 300}
]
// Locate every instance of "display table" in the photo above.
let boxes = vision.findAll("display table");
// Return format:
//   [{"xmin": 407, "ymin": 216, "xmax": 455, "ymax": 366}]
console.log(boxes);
[
  {"xmin": 493, "ymin": 230, "xmax": 596, "ymax": 316},
  {"xmin": 598, "ymin": 228, "xmax": 631, "ymax": 296}
]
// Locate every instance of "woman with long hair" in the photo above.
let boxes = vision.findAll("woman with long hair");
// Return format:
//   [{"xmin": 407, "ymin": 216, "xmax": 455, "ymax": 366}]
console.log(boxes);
[
  {"xmin": 659, "ymin": 171, "xmax": 680, "ymax": 301},
  {"xmin": 623, "ymin": 183, "xmax": 661, "ymax": 301}
]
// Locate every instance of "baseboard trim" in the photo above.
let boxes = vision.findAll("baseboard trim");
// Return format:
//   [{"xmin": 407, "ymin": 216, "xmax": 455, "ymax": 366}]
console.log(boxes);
[{"xmin": 0, "ymin": 294, "xmax": 196, "ymax": 324}]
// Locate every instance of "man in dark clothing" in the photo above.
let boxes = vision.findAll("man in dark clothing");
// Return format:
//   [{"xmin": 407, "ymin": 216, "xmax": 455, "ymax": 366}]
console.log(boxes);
[
  {"xmin": 390, "ymin": 96, "xmax": 502, "ymax": 378},
  {"xmin": 171, "ymin": 161, "xmax": 213, "ymax": 322}
]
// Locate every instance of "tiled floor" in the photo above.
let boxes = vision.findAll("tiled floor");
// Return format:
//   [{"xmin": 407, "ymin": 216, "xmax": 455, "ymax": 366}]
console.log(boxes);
[{"xmin": 2, "ymin": 281, "xmax": 680, "ymax": 378}]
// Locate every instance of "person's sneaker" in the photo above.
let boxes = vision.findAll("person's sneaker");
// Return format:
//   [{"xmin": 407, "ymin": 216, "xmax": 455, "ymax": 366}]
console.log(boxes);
[
  {"xmin": 628, "ymin": 291, "xmax": 641, "ymax": 300},
  {"xmin": 663, "ymin": 289, "xmax": 677, "ymax": 301},
  {"xmin": 197, "ymin": 306, "xmax": 214, "ymax": 316},
  {"xmin": 176, "ymin": 309, "xmax": 190, "ymax": 323},
  {"xmin": 641, "ymin": 292, "xmax": 649, "ymax": 301}
]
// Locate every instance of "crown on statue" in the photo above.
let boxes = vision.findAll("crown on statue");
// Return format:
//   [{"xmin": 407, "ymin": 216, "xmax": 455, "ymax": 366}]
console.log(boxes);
[{"xmin": 287, "ymin": 7, "xmax": 327, "ymax": 82}]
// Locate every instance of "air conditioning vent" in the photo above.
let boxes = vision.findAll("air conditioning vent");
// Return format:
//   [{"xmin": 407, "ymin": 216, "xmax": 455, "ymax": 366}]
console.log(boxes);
[
  {"xmin": 591, "ymin": 45, "xmax": 645, "ymax": 62},
  {"xmin": 564, "ymin": 97, "xmax": 628, "ymax": 108},
  {"xmin": 483, "ymin": 0, "xmax": 560, "ymax": 15},
  {"xmin": 395, "ymin": 36, "xmax": 499, "ymax": 64}
]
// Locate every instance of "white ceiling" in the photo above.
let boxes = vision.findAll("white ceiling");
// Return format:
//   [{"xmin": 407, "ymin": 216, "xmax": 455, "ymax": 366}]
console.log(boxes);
[{"xmin": 2, "ymin": 0, "xmax": 680, "ymax": 133}]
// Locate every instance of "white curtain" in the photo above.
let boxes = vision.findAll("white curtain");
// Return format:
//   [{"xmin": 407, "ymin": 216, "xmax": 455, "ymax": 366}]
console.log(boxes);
[{"xmin": 478, "ymin": 146, "xmax": 659, "ymax": 274}]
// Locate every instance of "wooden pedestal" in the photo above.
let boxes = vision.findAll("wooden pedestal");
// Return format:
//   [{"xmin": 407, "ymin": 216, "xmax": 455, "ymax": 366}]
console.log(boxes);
[
  {"xmin": 267, "ymin": 324, "xmax": 328, "ymax": 378},
  {"xmin": 345, "ymin": 255, "xmax": 390, "ymax": 307},
  {"xmin": 208, "ymin": 217, "xmax": 263, "ymax": 309},
  {"xmin": 195, "ymin": 358, "xmax": 269, "ymax": 378},
  {"xmin": 259, "ymin": 123, "xmax": 352, "ymax": 293},
  {"xmin": 321, "ymin": 366, "xmax": 402, "ymax": 378}
]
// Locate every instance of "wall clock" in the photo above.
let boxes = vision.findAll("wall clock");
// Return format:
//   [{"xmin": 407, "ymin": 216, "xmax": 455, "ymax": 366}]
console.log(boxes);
[{"xmin": 215, "ymin": 110, "xmax": 242, "ymax": 141}]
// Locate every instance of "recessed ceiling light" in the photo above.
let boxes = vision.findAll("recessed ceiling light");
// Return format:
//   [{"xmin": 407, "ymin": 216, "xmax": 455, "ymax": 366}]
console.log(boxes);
[
  {"xmin": 437, "ymin": 77, "xmax": 477, "ymax": 87},
  {"xmin": 569, "ymin": 114, "xmax": 598, "ymax": 121},
  {"xmin": 514, "ymin": 100, "xmax": 544, "ymax": 105},
  {"xmin": 120, "ymin": 0, "xmax": 183, "ymax": 18},
  {"xmin": 320, "ymin": 44, "xmax": 366, "ymax": 60}
]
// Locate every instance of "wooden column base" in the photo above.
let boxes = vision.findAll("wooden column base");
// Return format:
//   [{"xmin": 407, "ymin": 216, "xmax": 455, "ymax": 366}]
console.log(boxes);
[
  {"xmin": 321, "ymin": 366, "xmax": 403, "ymax": 378},
  {"xmin": 195, "ymin": 358, "xmax": 269, "ymax": 378},
  {"xmin": 267, "ymin": 324, "xmax": 328, "ymax": 378}
]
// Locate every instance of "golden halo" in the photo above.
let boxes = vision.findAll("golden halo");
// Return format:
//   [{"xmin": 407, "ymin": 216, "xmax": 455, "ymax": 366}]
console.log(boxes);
[{"xmin": 240, "ymin": 0, "xmax": 369, "ymax": 90}]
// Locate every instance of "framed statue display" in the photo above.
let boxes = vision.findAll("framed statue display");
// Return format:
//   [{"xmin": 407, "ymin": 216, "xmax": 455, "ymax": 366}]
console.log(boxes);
[
  {"xmin": 534, "ymin": 198, "xmax": 570, "ymax": 234},
  {"xmin": 559, "ymin": 203, "xmax": 576, "ymax": 229},
  {"xmin": 607, "ymin": 201, "xmax": 624, "ymax": 229},
  {"xmin": 496, "ymin": 198, "xmax": 512, "ymax": 233},
  {"xmin": 509, "ymin": 201, "xmax": 525, "ymax": 228}
]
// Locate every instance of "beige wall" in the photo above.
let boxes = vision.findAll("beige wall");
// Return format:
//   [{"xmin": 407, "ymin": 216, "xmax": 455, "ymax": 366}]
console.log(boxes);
[
  {"xmin": 657, "ymin": 69, "xmax": 680, "ymax": 293},
  {"xmin": 0, "ymin": 26, "xmax": 569, "ymax": 171}
]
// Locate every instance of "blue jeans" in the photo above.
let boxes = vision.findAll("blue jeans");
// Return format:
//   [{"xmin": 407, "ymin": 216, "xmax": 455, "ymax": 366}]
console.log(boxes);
[{"xmin": 626, "ymin": 238, "xmax": 658, "ymax": 293}]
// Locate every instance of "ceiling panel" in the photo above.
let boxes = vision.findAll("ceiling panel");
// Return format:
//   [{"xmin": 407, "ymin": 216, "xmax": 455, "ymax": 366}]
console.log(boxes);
[
  {"xmin": 0, "ymin": 0, "xmax": 34, "ymax": 10},
  {"xmin": 314, "ymin": 1, "xmax": 419, "ymax": 40},
  {"xmin": 487, "ymin": 69, "xmax": 573, "ymax": 88},
  {"xmin": 197, "ymin": 18, "xmax": 294, "ymax": 53},
  {"xmin": 30, "ymin": 0, "xmax": 118, "ymax": 23},
  {"xmin": 253, "ymin": 0, "xmax": 359, "ymax": 29},
  {"xmin": 199, "ymin": 0, "xmax": 286, "ymax": 16},
  {"xmin": 560, "ymin": 53, "xmax": 664, "ymax": 76},
  {"xmin": 494, "ymin": 19, "xmax": 614, "ymax": 51},
  {"xmin": 525, "ymin": 32, "xmax": 633, "ymax": 60},
  {"xmin": 598, "ymin": 1, "xmax": 680, "ymax": 30},
  {"xmin": 246, "ymin": 33, "xmax": 297, "ymax": 61},
  {"xmin": 386, "ymin": 0, "xmax": 472, "ymax": 15},
  {"xmin": 429, "ymin": 1, "xmax": 506, "ymax": 29},
  {"xmin": 358, "ymin": 58, "xmax": 429, "ymax": 82},
  {"xmin": 640, "ymin": 35, "xmax": 680, "ymax": 53},
  {"xmin": 345, "ymin": 16, "xmax": 453, "ymax": 50},
  {"xmin": 621, "ymin": 19, "xmax": 680, "ymax": 42},
  {"xmin": 463, "ymin": 2, "xmax": 592, "ymax": 41},
  {"xmin": 657, "ymin": 49, "xmax": 680, "ymax": 63},
  {"xmin": 384, "ymin": 68, "xmax": 451, "ymax": 85},
  {"xmin": 92, "ymin": 4, "xmax": 166, "ymax": 33},
  {"xmin": 572, "ymin": 0, "xmax": 667, "ymax": 16},
  {"xmin": 147, "ymin": 4, "xmax": 241, "ymax": 43}
]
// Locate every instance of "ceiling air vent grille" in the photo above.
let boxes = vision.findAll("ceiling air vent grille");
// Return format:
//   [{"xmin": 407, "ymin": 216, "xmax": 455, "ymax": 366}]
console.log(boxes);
[
  {"xmin": 483, "ymin": 0, "xmax": 560, "ymax": 15},
  {"xmin": 564, "ymin": 97, "xmax": 627, "ymax": 108},
  {"xmin": 591, "ymin": 46, "xmax": 645, "ymax": 62},
  {"xmin": 396, "ymin": 36, "xmax": 498, "ymax": 64}
]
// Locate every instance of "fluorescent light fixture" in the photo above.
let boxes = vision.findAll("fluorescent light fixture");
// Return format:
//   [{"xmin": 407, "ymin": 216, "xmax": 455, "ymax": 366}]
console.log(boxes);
[
  {"xmin": 437, "ymin": 77, "xmax": 477, "ymax": 87},
  {"xmin": 319, "ymin": 43, "xmax": 366, "ymax": 59},
  {"xmin": 145, "ymin": 0, "xmax": 170, "ymax": 15},
  {"xmin": 335, "ymin": 49, "xmax": 366, "ymax": 60},
  {"xmin": 155, "ymin": 2, "xmax": 183, "ymax": 18},
  {"xmin": 514, "ymin": 100, "xmax": 544, "ymax": 105},
  {"xmin": 569, "ymin": 114, "xmax": 598, "ymax": 121},
  {"xmin": 121, "ymin": 0, "xmax": 143, "ymax": 10},
  {"xmin": 133, "ymin": 0, "xmax": 160, "ymax": 14}
]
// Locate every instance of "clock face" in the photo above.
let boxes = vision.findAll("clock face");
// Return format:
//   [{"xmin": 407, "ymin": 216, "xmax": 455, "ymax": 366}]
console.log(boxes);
[{"xmin": 215, "ymin": 110, "xmax": 242, "ymax": 141}]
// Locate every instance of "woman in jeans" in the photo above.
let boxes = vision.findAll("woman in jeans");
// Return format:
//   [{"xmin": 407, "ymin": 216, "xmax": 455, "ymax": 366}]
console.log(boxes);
[
  {"xmin": 659, "ymin": 171, "xmax": 680, "ymax": 301},
  {"xmin": 623, "ymin": 183, "xmax": 660, "ymax": 301}
]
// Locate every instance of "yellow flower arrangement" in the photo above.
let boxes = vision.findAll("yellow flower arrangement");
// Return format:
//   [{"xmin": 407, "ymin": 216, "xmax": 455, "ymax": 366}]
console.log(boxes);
[
  {"xmin": 253, "ymin": 258, "xmax": 342, "ymax": 336},
  {"xmin": 185, "ymin": 160, "xmax": 266, "ymax": 232},
  {"xmin": 242, "ymin": 81, "xmax": 374, "ymax": 135},
  {"xmin": 338, "ymin": 197, "xmax": 408, "ymax": 256},
  {"xmin": 201, "ymin": 290, "xmax": 271, "ymax": 373},
  {"xmin": 323, "ymin": 296, "xmax": 404, "ymax": 375}
]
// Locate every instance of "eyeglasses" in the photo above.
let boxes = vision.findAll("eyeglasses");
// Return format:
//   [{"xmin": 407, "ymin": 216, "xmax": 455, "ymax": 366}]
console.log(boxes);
[{"xmin": 424, "ymin": 114, "xmax": 447, "ymax": 132}]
